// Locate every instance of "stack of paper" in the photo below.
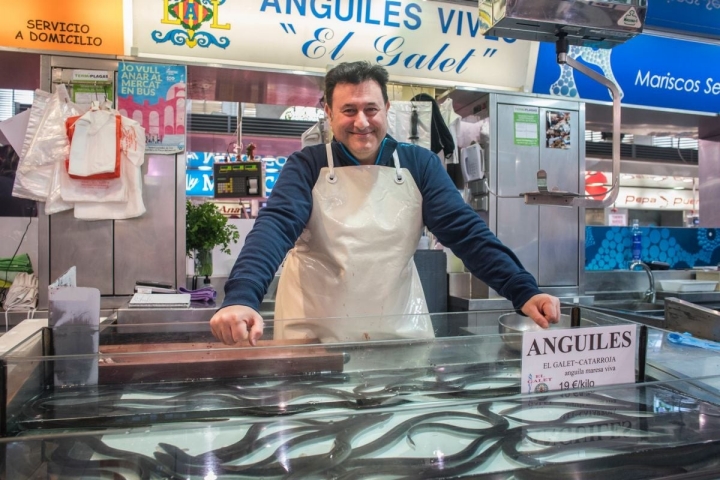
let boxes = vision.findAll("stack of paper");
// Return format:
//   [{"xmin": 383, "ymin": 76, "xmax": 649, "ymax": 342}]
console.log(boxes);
[{"xmin": 128, "ymin": 293, "xmax": 191, "ymax": 308}]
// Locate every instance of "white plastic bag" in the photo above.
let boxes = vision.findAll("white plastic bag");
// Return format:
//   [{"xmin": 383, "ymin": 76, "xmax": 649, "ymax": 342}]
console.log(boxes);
[
  {"xmin": 22, "ymin": 85, "xmax": 75, "ymax": 167},
  {"xmin": 74, "ymin": 116, "xmax": 147, "ymax": 220},
  {"xmin": 68, "ymin": 109, "xmax": 120, "ymax": 176},
  {"xmin": 45, "ymin": 161, "xmax": 74, "ymax": 215},
  {"xmin": 14, "ymin": 86, "xmax": 86, "ymax": 204},
  {"xmin": 3, "ymin": 272, "xmax": 38, "ymax": 311},
  {"xmin": 59, "ymin": 167, "xmax": 128, "ymax": 203},
  {"xmin": 13, "ymin": 90, "xmax": 53, "ymax": 201}
]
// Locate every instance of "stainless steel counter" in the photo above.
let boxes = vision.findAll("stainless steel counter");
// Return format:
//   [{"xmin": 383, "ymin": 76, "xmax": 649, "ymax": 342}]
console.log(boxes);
[
  {"xmin": 585, "ymin": 269, "xmax": 694, "ymax": 301},
  {"xmin": 449, "ymin": 295, "xmax": 594, "ymax": 312}
]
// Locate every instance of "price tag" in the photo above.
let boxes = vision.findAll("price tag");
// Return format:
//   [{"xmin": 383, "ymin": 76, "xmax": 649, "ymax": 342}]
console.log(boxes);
[{"xmin": 521, "ymin": 325, "xmax": 636, "ymax": 394}]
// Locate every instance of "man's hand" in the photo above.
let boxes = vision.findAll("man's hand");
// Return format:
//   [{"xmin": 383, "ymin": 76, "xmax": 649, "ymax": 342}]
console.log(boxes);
[
  {"xmin": 521, "ymin": 294, "xmax": 561, "ymax": 328},
  {"xmin": 210, "ymin": 305, "xmax": 264, "ymax": 346}
]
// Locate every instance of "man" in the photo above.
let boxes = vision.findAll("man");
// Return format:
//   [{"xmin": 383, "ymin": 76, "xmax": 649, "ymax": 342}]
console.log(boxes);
[{"xmin": 210, "ymin": 61, "xmax": 560, "ymax": 346}]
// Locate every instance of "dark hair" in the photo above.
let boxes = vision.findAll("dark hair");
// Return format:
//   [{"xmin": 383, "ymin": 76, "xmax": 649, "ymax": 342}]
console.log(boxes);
[{"xmin": 324, "ymin": 61, "xmax": 389, "ymax": 108}]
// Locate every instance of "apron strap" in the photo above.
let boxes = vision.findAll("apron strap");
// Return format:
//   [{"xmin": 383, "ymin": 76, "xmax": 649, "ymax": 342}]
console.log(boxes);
[
  {"xmin": 392, "ymin": 151, "xmax": 405, "ymax": 184},
  {"xmin": 326, "ymin": 143, "xmax": 404, "ymax": 185},
  {"xmin": 325, "ymin": 143, "xmax": 337, "ymax": 184}
]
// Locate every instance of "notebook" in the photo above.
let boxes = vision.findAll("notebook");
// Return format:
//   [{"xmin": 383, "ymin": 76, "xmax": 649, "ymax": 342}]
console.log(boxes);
[{"xmin": 128, "ymin": 293, "xmax": 191, "ymax": 308}]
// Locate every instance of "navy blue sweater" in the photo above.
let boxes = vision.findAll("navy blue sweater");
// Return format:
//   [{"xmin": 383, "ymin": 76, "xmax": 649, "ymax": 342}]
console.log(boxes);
[{"xmin": 223, "ymin": 136, "xmax": 542, "ymax": 312}]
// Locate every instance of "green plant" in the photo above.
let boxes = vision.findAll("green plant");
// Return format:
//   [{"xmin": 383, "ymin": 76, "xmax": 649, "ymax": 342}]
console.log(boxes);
[{"xmin": 186, "ymin": 200, "xmax": 239, "ymax": 257}]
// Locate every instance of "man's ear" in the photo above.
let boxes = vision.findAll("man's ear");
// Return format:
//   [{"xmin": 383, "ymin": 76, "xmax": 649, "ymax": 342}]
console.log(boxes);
[{"xmin": 324, "ymin": 103, "xmax": 332, "ymax": 120}]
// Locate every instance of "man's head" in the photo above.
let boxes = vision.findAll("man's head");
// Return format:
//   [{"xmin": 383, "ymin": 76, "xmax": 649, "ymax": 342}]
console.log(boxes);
[{"xmin": 324, "ymin": 61, "xmax": 390, "ymax": 164}]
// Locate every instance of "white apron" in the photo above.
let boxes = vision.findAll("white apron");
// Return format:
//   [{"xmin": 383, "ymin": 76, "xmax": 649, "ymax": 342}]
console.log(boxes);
[{"xmin": 274, "ymin": 143, "xmax": 434, "ymax": 342}]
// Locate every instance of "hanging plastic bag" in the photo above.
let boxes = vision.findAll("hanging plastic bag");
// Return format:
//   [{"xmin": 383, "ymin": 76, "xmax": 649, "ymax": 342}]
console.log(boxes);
[
  {"xmin": 66, "ymin": 109, "xmax": 122, "ymax": 178},
  {"xmin": 14, "ymin": 86, "xmax": 86, "ymax": 202},
  {"xmin": 21, "ymin": 85, "xmax": 76, "ymax": 167},
  {"xmin": 12, "ymin": 90, "xmax": 53, "ymax": 201},
  {"xmin": 74, "ymin": 116, "xmax": 146, "ymax": 220},
  {"xmin": 59, "ymin": 162, "xmax": 128, "ymax": 203},
  {"xmin": 45, "ymin": 161, "xmax": 74, "ymax": 215},
  {"xmin": 387, "ymin": 101, "xmax": 432, "ymax": 150}
]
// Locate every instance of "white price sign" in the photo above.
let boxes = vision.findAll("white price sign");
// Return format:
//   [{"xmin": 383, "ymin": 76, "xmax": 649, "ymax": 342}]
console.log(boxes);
[{"xmin": 521, "ymin": 325, "xmax": 636, "ymax": 394}]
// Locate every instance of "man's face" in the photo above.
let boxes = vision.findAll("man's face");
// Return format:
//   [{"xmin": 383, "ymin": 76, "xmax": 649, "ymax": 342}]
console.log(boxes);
[{"xmin": 325, "ymin": 80, "xmax": 389, "ymax": 164}]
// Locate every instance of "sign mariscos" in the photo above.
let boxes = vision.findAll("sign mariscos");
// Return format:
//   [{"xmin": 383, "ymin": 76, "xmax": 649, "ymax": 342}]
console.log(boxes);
[
  {"xmin": 0, "ymin": 0, "xmax": 124, "ymax": 55},
  {"xmin": 133, "ymin": 0, "xmax": 534, "ymax": 89},
  {"xmin": 533, "ymin": 34, "xmax": 720, "ymax": 115}
]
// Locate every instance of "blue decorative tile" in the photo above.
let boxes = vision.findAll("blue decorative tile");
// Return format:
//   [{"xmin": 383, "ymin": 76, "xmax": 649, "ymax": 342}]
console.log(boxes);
[{"xmin": 586, "ymin": 227, "xmax": 720, "ymax": 270}]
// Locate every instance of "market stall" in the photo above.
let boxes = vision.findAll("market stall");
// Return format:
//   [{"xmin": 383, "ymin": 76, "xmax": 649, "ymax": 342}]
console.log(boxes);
[{"xmin": 2, "ymin": 308, "xmax": 720, "ymax": 478}]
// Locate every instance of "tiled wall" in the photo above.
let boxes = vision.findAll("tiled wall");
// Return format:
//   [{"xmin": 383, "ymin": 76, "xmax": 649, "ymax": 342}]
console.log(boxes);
[{"xmin": 586, "ymin": 227, "xmax": 720, "ymax": 270}]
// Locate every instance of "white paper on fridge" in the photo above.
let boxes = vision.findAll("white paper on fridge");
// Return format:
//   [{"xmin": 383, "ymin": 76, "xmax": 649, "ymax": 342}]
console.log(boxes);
[{"xmin": 129, "ymin": 293, "xmax": 190, "ymax": 308}]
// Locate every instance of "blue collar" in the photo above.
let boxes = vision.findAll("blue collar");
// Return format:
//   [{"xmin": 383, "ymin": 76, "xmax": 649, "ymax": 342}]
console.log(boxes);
[{"xmin": 338, "ymin": 138, "xmax": 388, "ymax": 166}]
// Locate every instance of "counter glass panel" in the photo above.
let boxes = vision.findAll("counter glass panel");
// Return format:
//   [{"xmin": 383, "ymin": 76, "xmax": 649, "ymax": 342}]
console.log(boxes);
[{"xmin": 2, "ymin": 308, "xmax": 720, "ymax": 478}]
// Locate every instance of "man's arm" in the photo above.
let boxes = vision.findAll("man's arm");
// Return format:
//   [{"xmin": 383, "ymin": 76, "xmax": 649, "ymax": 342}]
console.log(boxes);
[
  {"xmin": 222, "ymin": 150, "xmax": 319, "ymax": 311},
  {"xmin": 414, "ymin": 148, "xmax": 549, "ymax": 312}
]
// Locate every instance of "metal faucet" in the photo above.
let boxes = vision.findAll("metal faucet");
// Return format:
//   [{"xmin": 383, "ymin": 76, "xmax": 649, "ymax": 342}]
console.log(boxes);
[{"xmin": 630, "ymin": 260, "xmax": 656, "ymax": 303}]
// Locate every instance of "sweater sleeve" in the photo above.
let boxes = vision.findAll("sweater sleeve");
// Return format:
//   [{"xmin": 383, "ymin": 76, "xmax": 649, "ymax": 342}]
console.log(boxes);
[
  {"xmin": 416, "ymin": 149, "xmax": 542, "ymax": 310},
  {"xmin": 221, "ymin": 150, "xmax": 318, "ymax": 311}
]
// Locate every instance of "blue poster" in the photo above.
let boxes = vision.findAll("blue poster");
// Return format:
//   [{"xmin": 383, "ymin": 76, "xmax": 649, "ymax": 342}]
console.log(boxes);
[
  {"xmin": 187, "ymin": 152, "xmax": 230, "ymax": 169},
  {"xmin": 645, "ymin": 0, "xmax": 720, "ymax": 40},
  {"xmin": 532, "ymin": 34, "xmax": 720, "ymax": 114},
  {"xmin": 263, "ymin": 157, "xmax": 287, "ymax": 196},
  {"xmin": 186, "ymin": 169, "xmax": 213, "ymax": 197},
  {"xmin": 118, "ymin": 62, "xmax": 187, "ymax": 154},
  {"xmin": 187, "ymin": 152, "xmax": 211, "ymax": 169}
]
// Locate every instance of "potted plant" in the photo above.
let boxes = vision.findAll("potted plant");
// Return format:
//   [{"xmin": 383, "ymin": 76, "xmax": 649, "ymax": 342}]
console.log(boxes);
[{"xmin": 186, "ymin": 200, "xmax": 239, "ymax": 280}]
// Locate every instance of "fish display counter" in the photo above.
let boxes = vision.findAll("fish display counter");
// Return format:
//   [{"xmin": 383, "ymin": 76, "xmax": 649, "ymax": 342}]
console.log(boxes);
[{"xmin": 1, "ymin": 309, "xmax": 720, "ymax": 478}]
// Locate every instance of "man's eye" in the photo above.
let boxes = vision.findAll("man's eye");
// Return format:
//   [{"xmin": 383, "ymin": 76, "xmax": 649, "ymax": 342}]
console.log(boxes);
[
  {"xmin": 366, "ymin": 108, "xmax": 379, "ymax": 115},
  {"xmin": 343, "ymin": 109, "xmax": 356, "ymax": 115}
]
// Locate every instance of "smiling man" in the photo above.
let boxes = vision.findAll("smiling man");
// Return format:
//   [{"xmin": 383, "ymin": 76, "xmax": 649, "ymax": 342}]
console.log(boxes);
[{"xmin": 210, "ymin": 61, "xmax": 560, "ymax": 346}]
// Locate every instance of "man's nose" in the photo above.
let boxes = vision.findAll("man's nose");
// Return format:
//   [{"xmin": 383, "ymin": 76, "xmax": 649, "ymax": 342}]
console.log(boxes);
[{"xmin": 355, "ymin": 112, "xmax": 370, "ymax": 129}]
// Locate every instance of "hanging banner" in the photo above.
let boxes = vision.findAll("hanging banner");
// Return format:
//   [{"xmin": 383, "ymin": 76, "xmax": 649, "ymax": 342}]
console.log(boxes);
[
  {"xmin": 533, "ymin": 34, "xmax": 720, "ymax": 115},
  {"xmin": 132, "ymin": 0, "xmax": 534, "ymax": 89},
  {"xmin": 614, "ymin": 187, "xmax": 699, "ymax": 211},
  {"xmin": 117, "ymin": 62, "xmax": 187, "ymax": 154},
  {"xmin": 0, "ymin": 0, "xmax": 124, "ymax": 55},
  {"xmin": 585, "ymin": 172, "xmax": 699, "ymax": 211}
]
